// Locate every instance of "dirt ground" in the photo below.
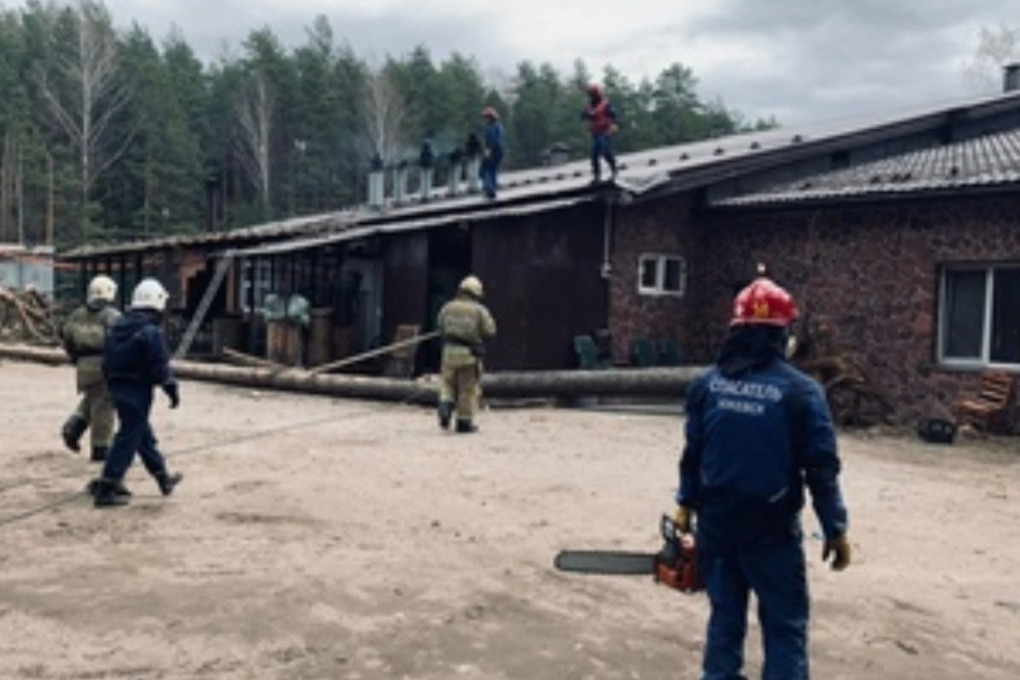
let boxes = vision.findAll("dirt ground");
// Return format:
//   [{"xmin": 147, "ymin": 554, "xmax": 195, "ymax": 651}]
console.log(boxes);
[{"xmin": 0, "ymin": 360, "xmax": 1018, "ymax": 680}]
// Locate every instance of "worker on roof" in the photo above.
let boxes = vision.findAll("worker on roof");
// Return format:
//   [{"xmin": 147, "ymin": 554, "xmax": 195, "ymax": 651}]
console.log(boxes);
[
  {"xmin": 674, "ymin": 269, "xmax": 851, "ymax": 680},
  {"xmin": 92, "ymin": 277, "xmax": 183, "ymax": 508},
  {"xmin": 436, "ymin": 275, "xmax": 496, "ymax": 433},
  {"xmin": 59, "ymin": 274, "xmax": 122, "ymax": 462},
  {"xmin": 580, "ymin": 83, "xmax": 619, "ymax": 183},
  {"xmin": 480, "ymin": 107, "xmax": 504, "ymax": 200}
]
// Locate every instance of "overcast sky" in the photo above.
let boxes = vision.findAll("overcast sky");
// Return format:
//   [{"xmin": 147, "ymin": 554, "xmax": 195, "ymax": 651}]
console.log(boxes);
[{"xmin": 84, "ymin": 0, "xmax": 1019, "ymax": 126}]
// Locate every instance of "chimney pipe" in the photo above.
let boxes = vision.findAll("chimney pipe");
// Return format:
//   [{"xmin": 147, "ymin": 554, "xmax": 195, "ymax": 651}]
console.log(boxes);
[
  {"xmin": 1005, "ymin": 63, "xmax": 1020, "ymax": 93},
  {"xmin": 367, "ymin": 156, "xmax": 384, "ymax": 210},
  {"xmin": 419, "ymin": 140, "xmax": 435, "ymax": 203},
  {"xmin": 392, "ymin": 161, "xmax": 408, "ymax": 206}
]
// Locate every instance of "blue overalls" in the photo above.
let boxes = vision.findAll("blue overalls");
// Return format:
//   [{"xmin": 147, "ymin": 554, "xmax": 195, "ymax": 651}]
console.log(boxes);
[
  {"xmin": 100, "ymin": 310, "xmax": 175, "ymax": 484},
  {"xmin": 679, "ymin": 356, "xmax": 847, "ymax": 680}
]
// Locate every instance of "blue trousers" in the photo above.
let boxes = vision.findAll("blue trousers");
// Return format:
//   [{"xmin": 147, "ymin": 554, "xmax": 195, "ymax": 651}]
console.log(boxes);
[
  {"xmin": 480, "ymin": 154, "xmax": 502, "ymax": 197},
  {"xmin": 590, "ymin": 134, "xmax": 616, "ymax": 178},
  {"xmin": 699, "ymin": 535, "xmax": 810, "ymax": 680},
  {"xmin": 101, "ymin": 382, "xmax": 170, "ymax": 483}
]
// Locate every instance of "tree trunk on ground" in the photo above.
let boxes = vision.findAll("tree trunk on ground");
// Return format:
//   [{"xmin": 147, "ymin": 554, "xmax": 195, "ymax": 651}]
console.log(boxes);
[{"xmin": 0, "ymin": 344, "xmax": 704, "ymax": 404}]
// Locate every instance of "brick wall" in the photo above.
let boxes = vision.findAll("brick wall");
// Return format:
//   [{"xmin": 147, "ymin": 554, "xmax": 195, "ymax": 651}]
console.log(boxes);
[
  {"xmin": 612, "ymin": 191, "xmax": 1020, "ymax": 424},
  {"xmin": 608, "ymin": 193, "xmax": 704, "ymax": 363}
]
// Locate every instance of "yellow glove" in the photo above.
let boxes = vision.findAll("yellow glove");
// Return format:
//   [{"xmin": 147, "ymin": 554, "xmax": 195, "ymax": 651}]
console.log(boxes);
[
  {"xmin": 822, "ymin": 534, "xmax": 851, "ymax": 571},
  {"xmin": 673, "ymin": 505, "xmax": 693, "ymax": 534}
]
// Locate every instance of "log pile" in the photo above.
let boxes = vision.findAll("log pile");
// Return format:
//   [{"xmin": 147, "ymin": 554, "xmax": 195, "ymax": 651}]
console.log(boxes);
[
  {"xmin": 790, "ymin": 314, "xmax": 895, "ymax": 427},
  {"xmin": 0, "ymin": 286, "xmax": 60, "ymax": 345}
]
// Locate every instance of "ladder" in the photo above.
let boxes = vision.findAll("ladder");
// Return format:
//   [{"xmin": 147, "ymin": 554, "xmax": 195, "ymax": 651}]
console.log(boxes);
[{"xmin": 174, "ymin": 251, "xmax": 235, "ymax": 360}]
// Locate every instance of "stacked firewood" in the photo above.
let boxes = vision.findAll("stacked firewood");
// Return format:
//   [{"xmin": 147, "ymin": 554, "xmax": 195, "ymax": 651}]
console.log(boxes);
[
  {"xmin": 0, "ymin": 285, "xmax": 60, "ymax": 345},
  {"xmin": 790, "ymin": 314, "xmax": 895, "ymax": 427}
]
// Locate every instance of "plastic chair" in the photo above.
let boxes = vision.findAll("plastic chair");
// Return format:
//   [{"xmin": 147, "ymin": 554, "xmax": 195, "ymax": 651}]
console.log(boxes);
[
  {"xmin": 631, "ymin": 338, "xmax": 658, "ymax": 367},
  {"xmin": 658, "ymin": 339, "xmax": 684, "ymax": 366},
  {"xmin": 574, "ymin": 335, "xmax": 610, "ymax": 370}
]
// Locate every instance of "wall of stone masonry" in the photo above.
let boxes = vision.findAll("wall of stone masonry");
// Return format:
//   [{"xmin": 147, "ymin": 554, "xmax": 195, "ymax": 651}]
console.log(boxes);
[{"xmin": 610, "ymin": 190, "xmax": 1020, "ymax": 426}]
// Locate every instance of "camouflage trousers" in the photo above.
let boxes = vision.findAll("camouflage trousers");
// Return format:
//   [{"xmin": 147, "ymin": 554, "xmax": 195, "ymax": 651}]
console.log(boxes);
[
  {"xmin": 68, "ymin": 380, "xmax": 116, "ymax": 448},
  {"xmin": 440, "ymin": 359, "xmax": 482, "ymax": 422}
]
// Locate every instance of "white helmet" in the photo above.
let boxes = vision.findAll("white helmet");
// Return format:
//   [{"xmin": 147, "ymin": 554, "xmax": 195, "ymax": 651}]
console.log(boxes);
[
  {"xmin": 86, "ymin": 275, "xmax": 117, "ymax": 304},
  {"xmin": 131, "ymin": 278, "xmax": 169, "ymax": 311},
  {"xmin": 458, "ymin": 275, "xmax": 484, "ymax": 299}
]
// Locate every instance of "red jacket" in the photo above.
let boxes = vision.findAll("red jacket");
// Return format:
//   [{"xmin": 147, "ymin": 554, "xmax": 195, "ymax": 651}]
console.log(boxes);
[{"xmin": 585, "ymin": 98, "xmax": 615, "ymax": 135}]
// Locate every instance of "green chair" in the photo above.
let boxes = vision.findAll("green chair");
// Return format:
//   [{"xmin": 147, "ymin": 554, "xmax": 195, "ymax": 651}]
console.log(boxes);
[
  {"xmin": 658, "ymin": 339, "xmax": 685, "ymax": 366},
  {"xmin": 631, "ymin": 337, "xmax": 658, "ymax": 367},
  {"xmin": 574, "ymin": 335, "xmax": 609, "ymax": 369}
]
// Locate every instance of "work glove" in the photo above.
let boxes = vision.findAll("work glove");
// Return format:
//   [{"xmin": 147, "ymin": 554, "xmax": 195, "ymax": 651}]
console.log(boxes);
[
  {"xmin": 673, "ymin": 505, "xmax": 693, "ymax": 534},
  {"xmin": 162, "ymin": 380, "xmax": 180, "ymax": 409},
  {"xmin": 822, "ymin": 533, "xmax": 851, "ymax": 571}
]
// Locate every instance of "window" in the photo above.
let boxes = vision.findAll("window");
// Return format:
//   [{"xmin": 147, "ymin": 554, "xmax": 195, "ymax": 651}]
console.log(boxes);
[
  {"xmin": 240, "ymin": 260, "xmax": 273, "ymax": 313},
  {"xmin": 940, "ymin": 265, "xmax": 1020, "ymax": 366},
  {"xmin": 638, "ymin": 254, "xmax": 686, "ymax": 296}
]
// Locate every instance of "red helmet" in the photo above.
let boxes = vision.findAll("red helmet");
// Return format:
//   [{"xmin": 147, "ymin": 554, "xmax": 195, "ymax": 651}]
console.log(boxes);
[
  {"xmin": 731, "ymin": 277, "xmax": 799, "ymax": 327},
  {"xmin": 586, "ymin": 83, "xmax": 602, "ymax": 96}
]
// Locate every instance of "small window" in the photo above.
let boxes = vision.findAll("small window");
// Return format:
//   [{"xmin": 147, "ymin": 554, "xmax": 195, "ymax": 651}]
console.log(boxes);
[
  {"xmin": 240, "ymin": 260, "xmax": 274, "ymax": 313},
  {"xmin": 939, "ymin": 265, "xmax": 1020, "ymax": 366},
  {"xmin": 638, "ymin": 254, "xmax": 686, "ymax": 296}
]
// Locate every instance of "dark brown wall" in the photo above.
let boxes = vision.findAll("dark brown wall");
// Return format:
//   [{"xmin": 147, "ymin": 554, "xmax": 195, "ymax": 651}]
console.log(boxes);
[
  {"xmin": 383, "ymin": 232, "xmax": 429, "ymax": 340},
  {"xmin": 473, "ymin": 202, "xmax": 608, "ymax": 371}
]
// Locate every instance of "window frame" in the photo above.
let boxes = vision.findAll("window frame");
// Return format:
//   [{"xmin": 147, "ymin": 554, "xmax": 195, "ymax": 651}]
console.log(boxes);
[
  {"xmin": 240, "ymin": 259, "xmax": 274, "ymax": 314},
  {"xmin": 938, "ymin": 263, "xmax": 1020, "ymax": 368},
  {"xmin": 637, "ymin": 253, "xmax": 686, "ymax": 297}
]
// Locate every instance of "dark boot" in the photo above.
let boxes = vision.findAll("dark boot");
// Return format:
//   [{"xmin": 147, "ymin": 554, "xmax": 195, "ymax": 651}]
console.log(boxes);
[
  {"xmin": 93, "ymin": 478, "xmax": 129, "ymax": 508},
  {"xmin": 156, "ymin": 471, "xmax": 183, "ymax": 497},
  {"xmin": 86, "ymin": 478, "xmax": 131, "ymax": 497},
  {"xmin": 90, "ymin": 446, "xmax": 108, "ymax": 463},
  {"xmin": 455, "ymin": 419, "xmax": 478, "ymax": 434},
  {"xmin": 61, "ymin": 416, "xmax": 87, "ymax": 453},
  {"xmin": 438, "ymin": 401, "xmax": 454, "ymax": 430}
]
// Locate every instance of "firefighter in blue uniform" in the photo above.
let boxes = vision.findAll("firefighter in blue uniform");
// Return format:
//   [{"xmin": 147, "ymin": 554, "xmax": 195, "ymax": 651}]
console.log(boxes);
[
  {"xmin": 92, "ymin": 278, "xmax": 183, "ymax": 508},
  {"xmin": 675, "ymin": 273, "xmax": 851, "ymax": 680}
]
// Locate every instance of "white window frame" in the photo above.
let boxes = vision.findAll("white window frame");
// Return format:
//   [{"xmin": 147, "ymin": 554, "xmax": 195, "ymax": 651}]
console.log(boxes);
[
  {"xmin": 637, "ymin": 253, "xmax": 686, "ymax": 297},
  {"xmin": 938, "ymin": 264, "xmax": 1020, "ymax": 368},
  {"xmin": 240, "ymin": 259, "xmax": 274, "ymax": 314}
]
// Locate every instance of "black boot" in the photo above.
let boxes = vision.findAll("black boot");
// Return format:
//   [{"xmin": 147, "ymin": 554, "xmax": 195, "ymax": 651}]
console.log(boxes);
[
  {"xmin": 61, "ymin": 416, "xmax": 87, "ymax": 453},
  {"xmin": 90, "ymin": 446, "xmax": 108, "ymax": 463},
  {"xmin": 86, "ymin": 478, "xmax": 131, "ymax": 497},
  {"xmin": 438, "ymin": 400, "xmax": 454, "ymax": 430},
  {"xmin": 455, "ymin": 419, "xmax": 478, "ymax": 434},
  {"xmin": 93, "ymin": 478, "xmax": 129, "ymax": 508},
  {"xmin": 156, "ymin": 471, "xmax": 183, "ymax": 497}
]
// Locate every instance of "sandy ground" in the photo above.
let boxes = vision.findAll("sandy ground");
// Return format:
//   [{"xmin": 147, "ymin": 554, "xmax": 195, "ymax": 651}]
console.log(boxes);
[{"xmin": 0, "ymin": 359, "xmax": 1018, "ymax": 680}]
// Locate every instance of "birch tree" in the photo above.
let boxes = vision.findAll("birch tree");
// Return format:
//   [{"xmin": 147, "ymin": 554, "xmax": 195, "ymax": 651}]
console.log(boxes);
[
  {"xmin": 234, "ymin": 68, "xmax": 273, "ymax": 218},
  {"xmin": 361, "ymin": 66, "xmax": 407, "ymax": 164},
  {"xmin": 34, "ymin": 1, "xmax": 131, "ymax": 243}
]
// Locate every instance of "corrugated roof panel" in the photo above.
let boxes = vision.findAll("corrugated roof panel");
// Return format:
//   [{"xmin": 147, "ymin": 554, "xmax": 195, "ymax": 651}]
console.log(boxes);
[{"xmin": 712, "ymin": 127, "xmax": 1020, "ymax": 207}]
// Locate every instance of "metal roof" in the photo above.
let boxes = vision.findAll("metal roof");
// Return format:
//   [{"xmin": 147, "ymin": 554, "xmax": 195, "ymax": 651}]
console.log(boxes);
[
  {"xmin": 61, "ymin": 88, "xmax": 1020, "ymax": 259},
  {"xmin": 712, "ymin": 125, "xmax": 1020, "ymax": 207},
  {"xmin": 229, "ymin": 196, "xmax": 596, "ymax": 257}
]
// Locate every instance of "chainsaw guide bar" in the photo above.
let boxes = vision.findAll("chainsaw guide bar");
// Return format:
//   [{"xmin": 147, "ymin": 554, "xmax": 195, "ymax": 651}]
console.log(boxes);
[{"xmin": 553, "ymin": 550, "xmax": 658, "ymax": 575}]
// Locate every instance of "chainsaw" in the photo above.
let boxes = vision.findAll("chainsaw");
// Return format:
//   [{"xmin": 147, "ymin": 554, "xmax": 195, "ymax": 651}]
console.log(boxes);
[{"xmin": 554, "ymin": 514, "xmax": 704, "ymax": 593}]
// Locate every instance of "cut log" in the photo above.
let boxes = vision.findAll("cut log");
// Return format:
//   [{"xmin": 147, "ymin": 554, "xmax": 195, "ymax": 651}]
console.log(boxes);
[{"xmin": 0, "ymin": 343, "xmax": 705, "ymax": 404}]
